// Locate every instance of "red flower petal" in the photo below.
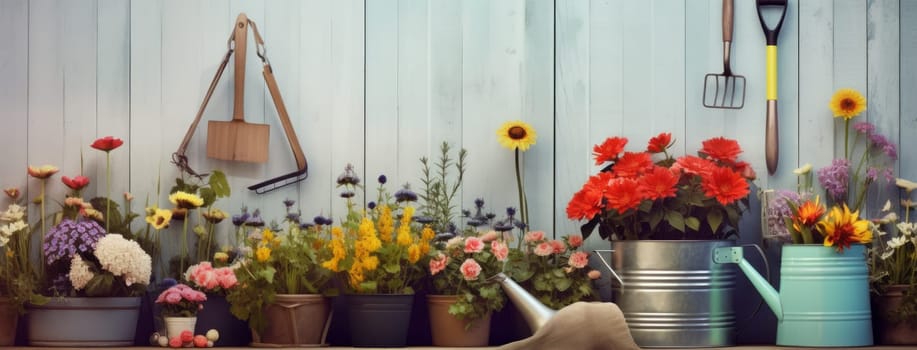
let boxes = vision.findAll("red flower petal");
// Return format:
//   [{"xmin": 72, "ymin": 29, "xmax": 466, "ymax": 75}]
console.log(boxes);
[
  {"xmin": 604, "ymin": 178, "xmax": 643, "ymax": 213},
  {"xmin": 91, "ymin": 136, "xmax": 124, "ymax": 152},
  {"xmin": 638, "ymin": 166, "xmax": 679, "ymax": 200},
  {"xmin": 647, "ymin": 132, "xmax": 673, "ymax": 153},
  {"xmin": 701, "ymin": 166, "xmax": 750, "ymax": 205},
  {"xmin": 613, "ymin": 152, "xmax": 654, "ymax": 178},
  {"xmin": 593, "ymin": 137, "xmax": 628, "ymax": 165},
  {"xmin": 700, "ymin": 137, "xmax": 742, "ymax": 163}
]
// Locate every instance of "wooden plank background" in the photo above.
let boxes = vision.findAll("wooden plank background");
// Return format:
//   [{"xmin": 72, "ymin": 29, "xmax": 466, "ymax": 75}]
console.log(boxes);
[{"xmin": 0, "ymin": 0, "xmax": 913, "ymax": 343}]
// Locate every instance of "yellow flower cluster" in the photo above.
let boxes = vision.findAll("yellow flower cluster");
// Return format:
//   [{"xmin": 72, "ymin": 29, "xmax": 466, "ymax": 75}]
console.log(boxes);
[
  {"xmin": 349, "ymin": 217, "xmax": 383, "ymax": 289},
  {"xmin": 322, "ymin": 227, "xmax": 347, "ymax": 272},
  {"xmin": 396, "ymin": 206, "xmax": 415, "ymax": 247},
  {"xmin": 254, "ymin": 228, "xmax": 280, "ymax": 262},
  {"xmin": 377, "ymin": 205, "xmax": 394, "ymax": 243}
]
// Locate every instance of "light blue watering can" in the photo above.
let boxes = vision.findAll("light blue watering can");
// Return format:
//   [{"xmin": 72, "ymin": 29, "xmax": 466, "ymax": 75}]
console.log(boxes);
[{"xmin": 714, "ymin": 244, "xmax": 873, "ymax": 347}]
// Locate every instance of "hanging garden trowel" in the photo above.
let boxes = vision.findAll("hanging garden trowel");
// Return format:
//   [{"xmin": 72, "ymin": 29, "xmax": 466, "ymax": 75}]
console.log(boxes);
[{"xmin": 206, "ymin": 13, "xmax": 270, "ymax": 163}]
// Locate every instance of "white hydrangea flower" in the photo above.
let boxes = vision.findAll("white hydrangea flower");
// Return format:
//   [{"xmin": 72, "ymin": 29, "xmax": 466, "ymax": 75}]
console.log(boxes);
[
  {"xmin": 69, "ymin": 255, "xmax": 95, "ymax": 290},
  {"xmin": 0, "ymin": 204, "xmax": 25, "ymax": 223},
  {"xmin": 93, "ymin": 234, "xmax": 152, "ymax": 287}
]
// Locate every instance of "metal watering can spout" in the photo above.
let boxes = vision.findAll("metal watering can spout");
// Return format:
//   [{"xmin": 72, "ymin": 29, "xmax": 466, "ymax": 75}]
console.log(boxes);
[
  {"xmin": 714, "ymin": 246, "xmax": 782, "ymax": 321},
  {"xmin": 489, "ymin": 273, "xmax": 556, "ymax": 332}
]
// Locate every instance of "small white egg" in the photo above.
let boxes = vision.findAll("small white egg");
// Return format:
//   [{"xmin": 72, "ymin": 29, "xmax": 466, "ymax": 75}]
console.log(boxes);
[
  {"xmin": 157, "ymin": 335, "xmax": 169, "ymax": 347},
  {"xmin": 205, "ymin": 329, "xmax": 220, "ymax": 342},
  {"xmin": 206, "ymin": 340, "xmax": 214, "ymax": 348}
]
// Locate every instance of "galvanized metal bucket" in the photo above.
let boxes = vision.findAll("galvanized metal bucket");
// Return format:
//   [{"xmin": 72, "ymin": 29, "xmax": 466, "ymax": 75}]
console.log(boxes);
[
  {"xmin": 715, "ymin": 244, "xmax": 873, "ymax": 347},
  {"xmin": 596, "ymin": 240, "xmax": 738, "ymax": 348}
]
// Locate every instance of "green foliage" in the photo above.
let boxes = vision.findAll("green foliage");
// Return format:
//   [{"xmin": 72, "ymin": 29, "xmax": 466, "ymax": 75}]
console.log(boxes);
[
  {"xmin": 419, "ymin": 142, "xmax": 468, "ymax": 234},
  {"xmin": 430, "ymin": 235, "xmax": 506, "ymax": 324},
  {"xmin": 504, "ymin": 234, "xmax": 600, "ymax": 310}
]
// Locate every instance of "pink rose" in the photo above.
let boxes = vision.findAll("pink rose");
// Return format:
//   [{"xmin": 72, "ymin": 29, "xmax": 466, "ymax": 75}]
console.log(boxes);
[
  {"xmin": 533, "ymin": 242, "xmax": 553, "ymax": 256},
  {"xmin": 194, "ymin": 270, "xmax": 219, "ymax": 290},
  {"xmin": 549, "ymin": 240, "xmax": 566, "ymax": 254},
  {"xmin": 165, "ymin": 291, "xmax": 182, "ymax": 304},
  {"xmin": 568, "ymin": 251, "xmax": 589, "ymax": 269},
  {"xmin": 491, "ymin": 241, "xmax": 509, "ymax": 262},
  {"xmin": 215, "ymin": 268, "xmax": 238, "ymax": 289},
  {"xmin": 460, "ymin": 259, "xmax": 482, "ymax": 281},
  {"xmin": 525, "ymin": 231, "xmax": 545, "ymax": 242},
  {"xmin": 588, "ymin": 270, "xmax": 602, "ymax": 280},
  {"xmin": 464, "ymin": 237, "xmax": 484, "ymax": 253},
  {"xmin": 429, "ymin": 254, "xmax": 449, "ymax": 276},
  {"xmin": 479, "ymin": 230, "xmax": 499, "ymax": 242},
  {"xmin": 567, "ymin": 234, "xmax": 584, "ymax": 248}
]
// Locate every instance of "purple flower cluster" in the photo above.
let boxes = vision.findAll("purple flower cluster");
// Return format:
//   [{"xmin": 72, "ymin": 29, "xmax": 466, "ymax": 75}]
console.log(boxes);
[
  {"xmin": 852, "ymin": 121, "xmax": 875, "ymax": 135},
  {"xmin": 43, "ymin": 218, "xmax": 106, "ymax": 266},
  {"xmin": 868, "ymin": 133, "xmax": 898, "ymax": 160},
  {"xmin": 766, "ymin": 190, "xmax": 802, "ymax": 240},
  {"xmin": 817, "ymin": 158, "xmax": 850, "ymax": 202}
]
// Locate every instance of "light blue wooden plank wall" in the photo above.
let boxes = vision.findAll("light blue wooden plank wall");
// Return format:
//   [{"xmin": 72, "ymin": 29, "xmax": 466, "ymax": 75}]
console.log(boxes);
[{"xmin": 0, "ymin": 0, "xmax": 913, "ymax": 342}]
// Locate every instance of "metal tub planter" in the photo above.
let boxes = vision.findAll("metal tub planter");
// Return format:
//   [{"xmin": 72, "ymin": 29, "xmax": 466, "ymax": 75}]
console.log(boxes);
[
  {"xmin": 597, "ymin": 240, "xmax": 738, "ymax": 348},
  {"xmin": 26, "ymin": 297, "xmax": 141, "ymax": 347}
]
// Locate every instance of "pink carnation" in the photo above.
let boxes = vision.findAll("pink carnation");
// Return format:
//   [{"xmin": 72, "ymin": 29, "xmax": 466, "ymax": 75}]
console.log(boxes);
[
  {"xmin": 195, "ymin": 270, "xmax": 220, "ymax": 290},
  {"xmin": 549, "ymin": 240, "xmax": 566, "ymax": 254},
  {"xmin": 567, "ymin": 234, "xmax": 584, "ymax": 248},
  {"xmin": 525, "ymin": 231, "xmax": 545, "ymax": 242},
  {"xmin": 479, "ymin": 230, "xmax": 499, "ymax": 242},
  {"xmin": 533, "ymin": 242, "xmax": 553, "ymax": 256},
  {"xmin": 460, "ymin": 259, "xmax": 482, "ymax": 281},
  {"xmin": 464, "ymin": 237, "xmax": 484, "ymax": 253},
  {"xmin": 569, "ymin": 251, "xmax": 589, "ymax": 269},
  {"xmin": 429, "ymin": 254, "xmax": 449, "ymax": 276},
  {"xmin": 180, "ymin": 288, "xmax": 207, "ymax": 303},
  {"xmin": 491, "ymin": 241, "xmax": 509, "ymax": 262},
  {"xmin": 215, "ymin": 267, "xmax": 238, "ymax": 289},
  {"xmin": 164, "ymin": 291, "xmax": 182, "ymax": 304}
]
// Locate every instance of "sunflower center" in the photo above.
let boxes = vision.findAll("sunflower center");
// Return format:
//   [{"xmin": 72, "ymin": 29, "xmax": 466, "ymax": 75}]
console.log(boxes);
[
  {"xmin": 841, "ymin": 98, "xmax": 856, "ymax": 111},
  {"xmin": 508, "ymin": 126, "xmax": 527, "ymax": 140},
  {"xmin": 156, "ymin": 216, "xmax": 165, "ymax": 226}
]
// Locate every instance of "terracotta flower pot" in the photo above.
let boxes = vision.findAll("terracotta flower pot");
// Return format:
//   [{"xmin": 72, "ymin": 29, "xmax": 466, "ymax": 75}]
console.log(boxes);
[
  {"xmin": 0, "ymin": 297, "xmax": 18, "ymax": 346},
  {"xmin": 252, "ymin": 294, "xmax": 330, "ymax": 347},
  {"xmin": 873, "ymin": 285, "xmax": 917, "ymax": 345},
  {"xmin": 427, "ymin": 294, "xmax": 492, "ymax": 347}
]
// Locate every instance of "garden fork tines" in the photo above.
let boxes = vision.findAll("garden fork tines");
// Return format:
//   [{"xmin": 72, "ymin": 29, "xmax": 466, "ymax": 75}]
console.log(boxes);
[{"xmin": 703, "ymin": 0, "xmax": 746, "ymax": 109}]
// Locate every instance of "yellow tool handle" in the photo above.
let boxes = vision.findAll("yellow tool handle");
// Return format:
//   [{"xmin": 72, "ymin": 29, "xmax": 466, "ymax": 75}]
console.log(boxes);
[{"xmin": 766, "ymin": 45, "xmax": 777, "ymax": 100}]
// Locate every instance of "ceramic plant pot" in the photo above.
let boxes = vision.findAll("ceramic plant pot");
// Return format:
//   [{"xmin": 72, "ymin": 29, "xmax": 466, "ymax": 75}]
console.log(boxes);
[
  {"xmin": 872, "ymin": 285, "xmax": 917, "ymax": 345},
  {"xmin": 346, "ymin": 294, "xmax": 413, "ymax": 347},
  {"xmin": 164, "ymin": 316, "xmax": 197, "ymax": 339},
  {"xmin": 252, "ymin": 294, "xmax": 330, "ymax": 347}
]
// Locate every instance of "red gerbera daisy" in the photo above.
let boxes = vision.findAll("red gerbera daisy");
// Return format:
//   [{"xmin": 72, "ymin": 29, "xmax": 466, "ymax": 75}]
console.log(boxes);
[
  {"xmin": 673, "ymin": 155, "xmax": 715, "ymax": 176},
  {"xmin": 605, "ymin": 178, "xmax": 643, "ymax": 213},
  {"xmin": 700, "ymin": 137, "xmax": 742, "ymax": 163},
  {"xmin": 647, "ymin": 132, "xmax": 673, "ymax": 153},
  {"xmin": 566, "ymin": 172, "xmax": 613, "ymax": 220},
  {"xmin": 593, "ymin": 137, "xmax": 628, "ymax": 165},
  {"xmin": 613, "ymin": 152, "xmax": 653, "ymax": 178},
  {"xmin": 638, "ymin": 166, "xmax": 679, "ymax": 200},
  {"xmin": 701, "ymin": 166, "xmax": 750, "ymax": 205}
]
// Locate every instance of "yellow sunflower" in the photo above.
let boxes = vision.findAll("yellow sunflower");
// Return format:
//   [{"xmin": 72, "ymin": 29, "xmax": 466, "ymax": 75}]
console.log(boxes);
[
  {"xmin": 817, "ymin": 204, "xmax": 872, "ymax": 252},
  {"xmin": 497, "ymin": 120, "xmax": 537, "ymax": 151},
  {"xmin": 829, "ymin": 88, "xmax": 866, "ymax": 120},
  {"xmin": 169, "ymin": 191, "xmax": 204, "ymax": 209},
  {"xmin": 202, "ymin": 208, "xmax": 227, "ymax": 224},
  {"xmin": 145, "ymin": 208, "xmax": 173, "ymax": 230}
]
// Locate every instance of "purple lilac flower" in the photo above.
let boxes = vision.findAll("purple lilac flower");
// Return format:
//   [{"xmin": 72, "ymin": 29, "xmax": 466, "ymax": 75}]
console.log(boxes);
[
  {"xmin": 866, "ymin": 167, "xmax": 880, "ymax": 182},
  {"xmin": 817, "ymin": 158, "xmax": 850, "ymax": 202},
  {"xmin": 869, "ymin": 133, "xmax": 898, "ymax": 160},
  {"xmin": 766, "ymin": 190, "xmax": 801, "ymax": 240},
  {"xmin": 43, "ymin": 219, "xmax": 105, "ymax": 266},
  {"xmin": 852, "ymin": 121, "xmax": 875, "ymax": 135}
]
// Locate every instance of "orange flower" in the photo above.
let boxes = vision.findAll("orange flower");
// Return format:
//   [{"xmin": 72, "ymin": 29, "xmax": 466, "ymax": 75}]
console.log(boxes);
[
  {"xmin": 638, "ymin": 166, "xmax": 679, "ymax": 200},
  {"xmin": 90, "ymin": 136, "xmax": 124, "ymax": 152},
  {"xmin": 817, "ymin": 204, "xmax": 871, "ymax": 253},
  {"xmin": 593, "ymin": 137, "xmax": 628, "ymax": 165},
  {"xmin": 700, "ymin": 137, "xmax": 742, "ymax": 163},
  {"xmin": 27, "ymin": 165, "xmax": 59, "ymax": 179},
  {"xmin": 647, "ymin": 132, "xmax": 673, "ymax": 153},
  {"xmin": 792, "ymin": 197, "xmax": 825, "ymax": 232},
  {"xmin": 612, "ymin": 152, "xmax": 653, "ymax": 178},
  {"xmin": 701, "ymin": 166, "xmax": 749, "ymax": 205},
  {"xmin": 565, "ymin": 172, "xmax": 613, "ymax": 220},
  {"xmin": 605, "ymin": 178, "xmax": 643, "ymax": 213},
  {"xmin": 3, "ymin": 188, "xmax": 20, "ymax": 200},
  {"xmin": 673, "ymin": 155, "xmax": 715, "ymax": 176}
]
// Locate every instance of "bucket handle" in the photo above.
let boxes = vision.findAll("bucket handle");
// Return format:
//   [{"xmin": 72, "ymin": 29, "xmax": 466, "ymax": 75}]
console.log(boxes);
[
  {"xmin": 593, "ymin": 249, "xmax": 625, "ymax": 286},
  {"xmin": 714, "ymin": 244, "xmax": 771, "ymax": 329}
]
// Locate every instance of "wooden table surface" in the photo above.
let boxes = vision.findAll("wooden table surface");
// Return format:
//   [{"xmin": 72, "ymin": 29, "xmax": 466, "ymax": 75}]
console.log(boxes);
[{"xmin": 17, "ymin": 347, "xmax": 917, "ymax": 350}]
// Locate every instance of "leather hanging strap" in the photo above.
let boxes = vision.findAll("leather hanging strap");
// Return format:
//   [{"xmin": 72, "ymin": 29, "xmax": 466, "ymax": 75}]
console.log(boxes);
[{"xmin": 172, "ymin": 15, "xmax": 308, "ymax": 190}]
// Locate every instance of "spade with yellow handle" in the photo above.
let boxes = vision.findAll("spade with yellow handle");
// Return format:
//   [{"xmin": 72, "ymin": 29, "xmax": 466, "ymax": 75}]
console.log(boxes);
[{"xmin": 757, "ymin": 0, "xmax": 787, "ymax": 175}]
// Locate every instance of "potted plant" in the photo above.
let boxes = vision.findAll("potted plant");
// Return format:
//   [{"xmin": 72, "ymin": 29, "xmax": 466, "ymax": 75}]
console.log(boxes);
[
  {"xmin": 755, "ymin": 88, "xmax": 893, "ymax": 347},
  {"xmin": 504, "ymin": 232, "xmax": 601, "ymax": 310},
  {"xmin": 322, "ymin": 165, "xmax": 433, "ymax": 347},
  {"xmin": 866, "ymin": 178, "xmax": 917, "ymax": 344},
  {"xmin": 0, "ymin": 189, "xmax": 43, "ymax": 345},
  {"xmin": 227, "ymin": 200, "xmax": 336, "ymax": 347},
  {"xmin": 426, "ymin": 232, "xmax": 507, "ymax": 346},
  {"xmin": 183, "ymin": 260, "xmax": 249, "ymax": 346},
  {"xmin": 155, "ymin": 283, "xmax": 206, "ymax": 340},
  {"xmin": 565, "ymin": 131, "xmax": 754, "ymax": 347}
]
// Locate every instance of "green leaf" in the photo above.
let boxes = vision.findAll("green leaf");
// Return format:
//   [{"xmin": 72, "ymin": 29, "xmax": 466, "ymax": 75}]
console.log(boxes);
[
  {"xmin": 208, "ymin": 170, "xmax": 231, "ymax": 198},
  {"xmin": 552, "ymin": 268, "xmax": 565, "ymax": 278},
  {"xmin": 648, "ymin": 209, "xmax": 664, "ymax": 230},
  {"xmin": 199, "ymin": 188, "xmax": 217, "ymax": 208},
  {"xmin": 707, "ymin": 209, "xmax": 724, "ymax": 233},
  {"xmin": 359, "ymin": 281, "xmax": 378, "ymax": 293},
  {"xmin": 383, "ymin": 263, "xmax": 401, "ymax": 274},
  {"xmin": 257, "ymin": 267, "xmax": 276, "ymax": 283},
  {"xmin": 685, "ymin": 216, "xmax": 701, "ymax": 231},
  {"xmin": 84, "ymin": 274, "xmax": 115, "ymax": 297},
  {"xmin": 665, "ymin": 211, "xmax": 685, "ymax": 232},
  {"xmin": 554, "ymin": 278, "xmax": 572, "ymax": 292}
]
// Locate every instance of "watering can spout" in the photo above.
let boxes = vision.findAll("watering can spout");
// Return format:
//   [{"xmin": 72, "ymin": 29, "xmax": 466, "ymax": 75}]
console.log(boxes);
[
  {"xmin": 490, "ymin": 273, "xmax": 556, "ymax": 332},
  {"xmin": 714, "ymin": 247, "xmax": 783, "ymax": 320}
]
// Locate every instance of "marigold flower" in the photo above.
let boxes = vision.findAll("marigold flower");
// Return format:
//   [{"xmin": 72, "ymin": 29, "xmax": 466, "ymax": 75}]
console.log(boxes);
[
  {"xmin": 829, "ymin": 88, "xmax": 866, "ymax": 120},
  {"xmin": 647, "ymin": 132, "xmax": 673, "ymax": 153},
  {"xmin": 27, "ymin": 165, "xmax": 59, "ymax": 179},
  {"xmin": 90, "ymin": 136, "xmax": 124, "ymax": 152},
  {"xmin": 169, "ymin": 191, "xmax": 203, "ymax": 209},
  {"xmin": 701, "ymin": 166, "xmax": 749, "ymax": 205},
  {"xmin": 255, "ymin": 246, "xmax": 271, "ymax": 262},
  {"xmin": 817, "ymin": 204, "xmax": 871, "ymax": 252},
  {"xmin": 593, "ymin": 137, "xmax": 628, "ymax": 165},
  {"xmin": 363, "ymin": 256, "xmax": 380, "ymax": 271},
  {"xmin": 497, "ymin": 120, "xmax": 537, "ymax": 151},
  {"xmin": 700, "ymin": 137, "xmax": 743, "ymax": 163}
]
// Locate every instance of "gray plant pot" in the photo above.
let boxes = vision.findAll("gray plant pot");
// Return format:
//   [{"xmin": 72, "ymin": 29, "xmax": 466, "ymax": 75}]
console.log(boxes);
[{"xmin": 27, "ymin": 297, "xmax": 141, "ymax": 347}]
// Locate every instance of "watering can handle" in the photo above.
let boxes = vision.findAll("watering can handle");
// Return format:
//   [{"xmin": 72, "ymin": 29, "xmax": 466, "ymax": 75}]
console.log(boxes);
[
  {"xmin": 593, "ymin": 249, "xmax": 624, "ymax": 286},
  {"xmin": 714, "ymin": 244, "xmax": 772, "ymax": 328}
]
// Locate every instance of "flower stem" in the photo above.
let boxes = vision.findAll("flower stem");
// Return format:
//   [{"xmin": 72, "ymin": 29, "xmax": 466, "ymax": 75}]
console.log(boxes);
[
  {"xmin": 181, "ymin": 217, "xmax": 188, "ymax": 276},
  {"xmin": 40, "ymin": 180, "xmax": 46, "ymax": 273},
  {"xmin": 106, "ymin": 151, "xmax": 112, "ymax": 233},
  {"xmin": 844, "ymin": 119, "xmax": 851, "ymax": 159},
  {"xmin": 514, "ymin": 148, "xmax": 528, "ymax": 228}
]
